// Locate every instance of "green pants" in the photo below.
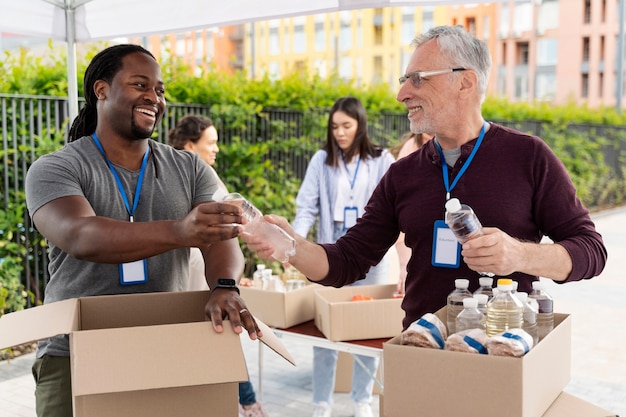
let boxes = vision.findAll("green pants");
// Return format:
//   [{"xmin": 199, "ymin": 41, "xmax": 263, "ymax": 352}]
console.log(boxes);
[{"xmin": 32, "ymin": 355, "xmax": 73, "ymax": 417}]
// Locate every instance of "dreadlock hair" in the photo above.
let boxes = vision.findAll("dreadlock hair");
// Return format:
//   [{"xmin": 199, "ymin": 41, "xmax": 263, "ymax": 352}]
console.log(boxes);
[
  {"xmin": 323, "ymin": 96, "xmax": 382, "ymax": 167},
  {"xmin": 67, "ymin": 44, "xmax": 157, "ymax": 142}
]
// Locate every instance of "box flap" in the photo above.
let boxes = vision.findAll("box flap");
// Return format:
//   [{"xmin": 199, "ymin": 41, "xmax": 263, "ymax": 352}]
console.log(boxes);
[
  {"xmin": 256, "ymin": 318, "xmax": 296, "ymax": 366},
  {"xmin": 0, "ymin": 298, "xmax": 80, "ymax": 350},
  {"xmin": 70, "ymin": 321, "xmax": 248, "ymax": 396},
  {"xmin": 543, "ymin": 392, "xmax": 618, "ymax": 417}
]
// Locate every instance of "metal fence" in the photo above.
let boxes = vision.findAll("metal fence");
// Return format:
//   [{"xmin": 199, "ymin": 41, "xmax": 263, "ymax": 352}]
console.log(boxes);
[
  {"xmin": 1, "ymin": 93, "xmax": 625, "ymax": 307},
  {"xmin": 0, "ymin": 94, "xmax": 410, "ymax": 305}
]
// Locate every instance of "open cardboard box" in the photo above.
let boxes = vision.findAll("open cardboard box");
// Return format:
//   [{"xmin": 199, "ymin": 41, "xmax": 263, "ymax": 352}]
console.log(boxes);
[
  {"xmin": 0, "ymin": 290, "xmax": 294, "ymax": 417},
  {"xmin": 240, "ymin": 282, "xmax": 320, "ymax": 329},
  {"xmin": 382, "ymin": 307, "xmax": 618, "ymax": 417},
  {"xmin": 314, "ymin": 284, "xmax": 404, "ymax": 342}
]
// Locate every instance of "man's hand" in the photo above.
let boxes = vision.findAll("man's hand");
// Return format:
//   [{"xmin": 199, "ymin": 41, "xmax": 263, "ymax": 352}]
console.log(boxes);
[
  {"xmin": 239, "ymin": 214, "xmax": 294, "ymax": 261},
  {"xmin": 461, "ymin": 227, "xmax": 572, "ymax": 281},
  {"xmin": 179, "ymin": 202, "xmax": 244, "ymax": 247},
  {"xmin": 206, "ymin": 288, "xmax": 262, "ymax": 340}
]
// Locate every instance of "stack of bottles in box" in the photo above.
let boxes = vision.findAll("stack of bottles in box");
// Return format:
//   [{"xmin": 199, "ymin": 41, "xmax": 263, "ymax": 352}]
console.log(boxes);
[{"xmin": 400, "ymin": 277, "xmax": 554, "ymax": 357}]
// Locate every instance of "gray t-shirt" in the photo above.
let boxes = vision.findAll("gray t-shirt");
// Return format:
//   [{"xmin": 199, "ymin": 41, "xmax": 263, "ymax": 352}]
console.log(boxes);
[{"xmin": 25, "ymin": 136, "xmax": 220, "ymax": 356}]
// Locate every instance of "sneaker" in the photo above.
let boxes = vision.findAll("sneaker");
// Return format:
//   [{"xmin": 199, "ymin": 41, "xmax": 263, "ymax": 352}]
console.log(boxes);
[
  {"xmin": 239, "ymin": 402, "xmax": 269, "ymax": 417},
  {"xmin": 311, "ymin": 401, "xmax": 332, "ymax": 417},
  {"xmin": 353, "ymin": 402, "xmax": 373, "ymax": 417}
]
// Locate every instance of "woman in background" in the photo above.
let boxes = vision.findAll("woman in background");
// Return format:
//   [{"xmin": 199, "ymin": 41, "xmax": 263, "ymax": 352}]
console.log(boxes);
[
  {"xmin": 292, "ymin": 97, "xmax": 395, "ymax": 417},
  {"xmin": 168, "ymin": 115, "xmax": 269, "ymax": 417}
]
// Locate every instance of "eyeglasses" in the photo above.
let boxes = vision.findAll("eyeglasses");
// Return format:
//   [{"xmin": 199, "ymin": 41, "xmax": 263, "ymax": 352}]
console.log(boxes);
[{"xmin": 399, "ymin": 68, "xmax": 466, "ymax": 87}]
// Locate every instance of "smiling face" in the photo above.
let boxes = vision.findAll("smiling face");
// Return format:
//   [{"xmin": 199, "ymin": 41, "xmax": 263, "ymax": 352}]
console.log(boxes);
[
  {"xmin": 331, "ymin": 110, "xmax": 359, "ymax": 153},
  {"xmin": 96, "ymin": 51, "xmax": 166, "ymax": 141},
  {"xmin": 184, "ymin": 125, "xmax": 219, "ymax": 166},
  {"xmin": 396, "ymin": 39, "xmax": 462, "ymax": 136}
]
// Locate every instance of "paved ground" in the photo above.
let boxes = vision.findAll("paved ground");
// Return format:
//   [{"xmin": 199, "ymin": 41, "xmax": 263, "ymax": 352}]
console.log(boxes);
[{"xmin": 1, "ymin": 206, "xmax": 624, "ymax": 417}]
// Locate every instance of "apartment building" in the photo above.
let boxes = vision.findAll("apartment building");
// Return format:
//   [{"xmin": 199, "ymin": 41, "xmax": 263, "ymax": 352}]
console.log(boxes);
[{"xmin": 5, "ymin": 1, "xmax": 623, "ymax": 108}]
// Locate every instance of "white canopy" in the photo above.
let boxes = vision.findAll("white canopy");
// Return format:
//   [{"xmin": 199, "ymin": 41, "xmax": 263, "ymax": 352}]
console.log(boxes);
[{"xmin": 0, "ymin": 0, "xmax": 497, "ymax": 120}]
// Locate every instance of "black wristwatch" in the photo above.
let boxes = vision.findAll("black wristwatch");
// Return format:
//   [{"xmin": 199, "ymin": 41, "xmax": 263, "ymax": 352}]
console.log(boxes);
[{"xmin": 214, "ymin": 278, "xmax": 240, "ymax": 294}]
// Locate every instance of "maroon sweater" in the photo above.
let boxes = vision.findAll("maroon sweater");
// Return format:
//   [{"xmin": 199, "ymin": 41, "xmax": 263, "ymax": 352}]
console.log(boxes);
[{"xmin": 319, "ymin": 123, "xmax": 607, "ymax": 329}]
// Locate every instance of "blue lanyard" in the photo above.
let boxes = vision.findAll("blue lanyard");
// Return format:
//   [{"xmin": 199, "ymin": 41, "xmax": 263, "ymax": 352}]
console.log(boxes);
[
  {"xmin": 92, "ymin": 133, "xmax": 150, "ymax": 222},
  {"xmin": 341, "ymin": 154, "xmax": 361, "ymax": 191},
  {"xmin": 434, "ymin": 121, "xmax": 488, "ymax": 201}
]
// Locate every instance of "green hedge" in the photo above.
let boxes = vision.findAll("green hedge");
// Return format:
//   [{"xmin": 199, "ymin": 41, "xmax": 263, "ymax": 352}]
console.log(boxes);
[{"xmin": 1, "ymin": 41, "xmax": 625, "ymax": 314}]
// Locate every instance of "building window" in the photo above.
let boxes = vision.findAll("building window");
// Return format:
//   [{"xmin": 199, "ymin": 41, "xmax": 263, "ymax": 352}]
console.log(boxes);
[
  {"xmin": 499, "ymin": 3, "xmax": 510, "ymax": 38},
  {"xmin": 294, "ymin": 24, "xmax": 306, "ymax": 53},
  {"xmin": 339, "ymin": 56, "xmax": 352, "ymax": 80},
  {"xmin": 340, "ymin": 12, "xmax": 352, "ymax": 51},
  {"xmin": 537, "ymin": 39, "xmax": 558, "ymax": 66},
  {"xmin": 599, "ymin": 72, "xmax": 604, "ymax": 97},
  {"xmin": 466, "ymin": 17, "xmax": 476, "ymax": 36},
  {"xmin": 536, "ymin": 73, "xmax": 556, "ymax": 101},
  {"xmin": 512, "ymin": 1, "xmax": 532, "ymax": 34},
  {"xmin": 483, "ymin": 15, "xmax": 490, "ymax": 40},
  {"xmin": 423, "ymin": 7, "xmax": 434, "ymax": 32},
  {"xmin": 269, "ymin": 61, "xmax": 280, "ymax": 81},
  {"xmin": 538, "ymin": 0, "xmax": 559, "ymax": 32},
  {"xmin": 517, "ymin": 42, "xmax": 529, "ymax": 65},
  {"xmin": 401, "ymin": 13, "xmax": 415, "ymax": 45},
  {"xmin": 584, "ymin": 0, "xmax": 591, "ymax": 24},
  {"xmin": 315, "ymin": 22, "xmax": 325, "ymax": 51},
  {"xmin": 515, "ymin": 74, "xmax": 529, "ymax": 100},
  {"xmin": 269, "ymin": 27, "xmax": 279, "ymax": 55},
  {"xmin": 582, "ymin": 37, "xmax": 590, "ymax": 62},
  {"xmin": 582, "ymin": 73, "xmax": 589, "ymax": 98}
]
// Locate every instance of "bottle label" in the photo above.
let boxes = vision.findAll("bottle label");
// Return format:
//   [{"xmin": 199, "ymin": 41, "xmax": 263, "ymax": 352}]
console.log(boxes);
[{"xmin": 431, "ymin": 220, "xmax": 461, "ymax": 268}]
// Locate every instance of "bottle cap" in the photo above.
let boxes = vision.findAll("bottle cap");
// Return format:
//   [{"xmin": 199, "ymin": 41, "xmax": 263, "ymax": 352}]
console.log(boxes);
[
  {"xmin": 462, "ymin": 297, "xmax": 478, "ymax": 308},
  {"xmin": 445, "ymin": 198, "xmax": 462, "ymax": 213},
  {"xmin": 256, "ymin": 264, "xmax": 266, "ymax": 270},
  {"xmin": 532, "ymin": 281, "xmax": 543, "ymax": 290},
  {"xmin": 497, "ymin": 278, "xmax": 513, "ymax": 286},
  {"xmin": 455, "ymin": 278, "xmax": 470, "ymax": 289},
  {"xmin": 473, "ymin": 294, "xmax": 488, "ymax": 304},
  {"xmin": 478, "ymin": 276, "xmax": 493, "ymax": 287}
]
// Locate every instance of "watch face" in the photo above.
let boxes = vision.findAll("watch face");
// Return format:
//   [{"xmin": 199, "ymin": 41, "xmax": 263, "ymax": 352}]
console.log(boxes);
[{"xmin": 218, "ymin": 278, "xmax": 237, "ymax": 286}]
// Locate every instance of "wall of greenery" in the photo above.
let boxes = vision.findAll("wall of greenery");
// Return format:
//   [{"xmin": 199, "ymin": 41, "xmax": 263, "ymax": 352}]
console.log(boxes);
[{"xmin": 1, "ymin": 41, "xmax": 625, "ymax": 316}]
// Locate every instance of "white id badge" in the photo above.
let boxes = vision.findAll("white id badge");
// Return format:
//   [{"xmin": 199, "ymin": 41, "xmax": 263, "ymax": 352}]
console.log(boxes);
[
  {"xmin": 343, "ymin": 206, "xmax": 358, "ymax": 230},
  {"xmin": 431, "ymin": 220, "xmax": 461, "ymax": 268},
  {"xmin": 119, "ymin": 259, "xmax": 148, "ymax": 285}
]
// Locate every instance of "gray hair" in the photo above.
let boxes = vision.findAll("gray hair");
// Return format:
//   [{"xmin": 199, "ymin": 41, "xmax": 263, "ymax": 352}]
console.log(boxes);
[{"xmin": 412, "ymin": 25, "xmax": 491, "ymax": 100}]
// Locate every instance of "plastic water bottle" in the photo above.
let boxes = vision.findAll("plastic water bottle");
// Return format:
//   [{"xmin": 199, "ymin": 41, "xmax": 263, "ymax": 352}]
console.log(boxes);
[
  {"xmin": 529, "ymin": 280, "xmax": 554, "ymax": 341},
  {"xmin": 516, "ymin": 292, "xmax": 539, "ymax": 346},
  {"xmin": 473, "ymin": 276, "xmax": 494, "ymax": 301},
  {"xmin": 485, "ymin": 278, "xmax": 523, "ymax": 337},
  {"xmin": 213, "ymin": 190, "xmax": 296, "ymax": 262},
  {"xmin": 444, "ymin": 198, "xmax": 484, "ymax": 243},
  {"xmin": 473, "ymin": 293, "xmax": 489, "ymax": 315},
  {"xmin": 446, "ymin": 278, "xmax": 472, "ymax": 334},
  {"xmin": 252, "ymin": 264, "xmax": 266, "ymax": 288},
  {"xmin": 455, "ymin": 297, "xmax": 485, "ymax": 332}
]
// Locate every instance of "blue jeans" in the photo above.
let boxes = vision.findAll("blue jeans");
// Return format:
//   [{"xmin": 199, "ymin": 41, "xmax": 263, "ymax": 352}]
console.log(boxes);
[
  {"xmin": 313, "ymin": 223, "xmax": 389, "ymax": 405},
  {"xmin": 239, "ymin": 380, "xmax": 257, "ymax": 406}
]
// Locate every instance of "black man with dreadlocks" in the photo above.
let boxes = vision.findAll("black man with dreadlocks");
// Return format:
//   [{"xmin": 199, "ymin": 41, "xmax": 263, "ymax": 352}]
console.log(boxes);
[{"xmin": 25, "ymin": 44, "xmax": 260, "ymax": 417}]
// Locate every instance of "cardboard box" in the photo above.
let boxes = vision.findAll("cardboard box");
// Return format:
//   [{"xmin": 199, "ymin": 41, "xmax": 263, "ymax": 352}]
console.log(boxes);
[
  {"xmin": 240, "ymin": 282, "xmax": 319, "ymax": 329},
  {"xmin": 314, "ymin": 284, "xmax": 404, "ymax": 341},
  {"xmin": 382, "ymin": 307, "xmax": 572, "ymax": 417},
  {"xmin": 379, "ymin": 392, "xmax": 618, "ymax": 417},
  {"xmin": 334, "ymin": 351, "xmax": 382, "ymax": 395},
  {"xmin": 0, "ymin": 291, "xmax": 294, "ymax": 417}
]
